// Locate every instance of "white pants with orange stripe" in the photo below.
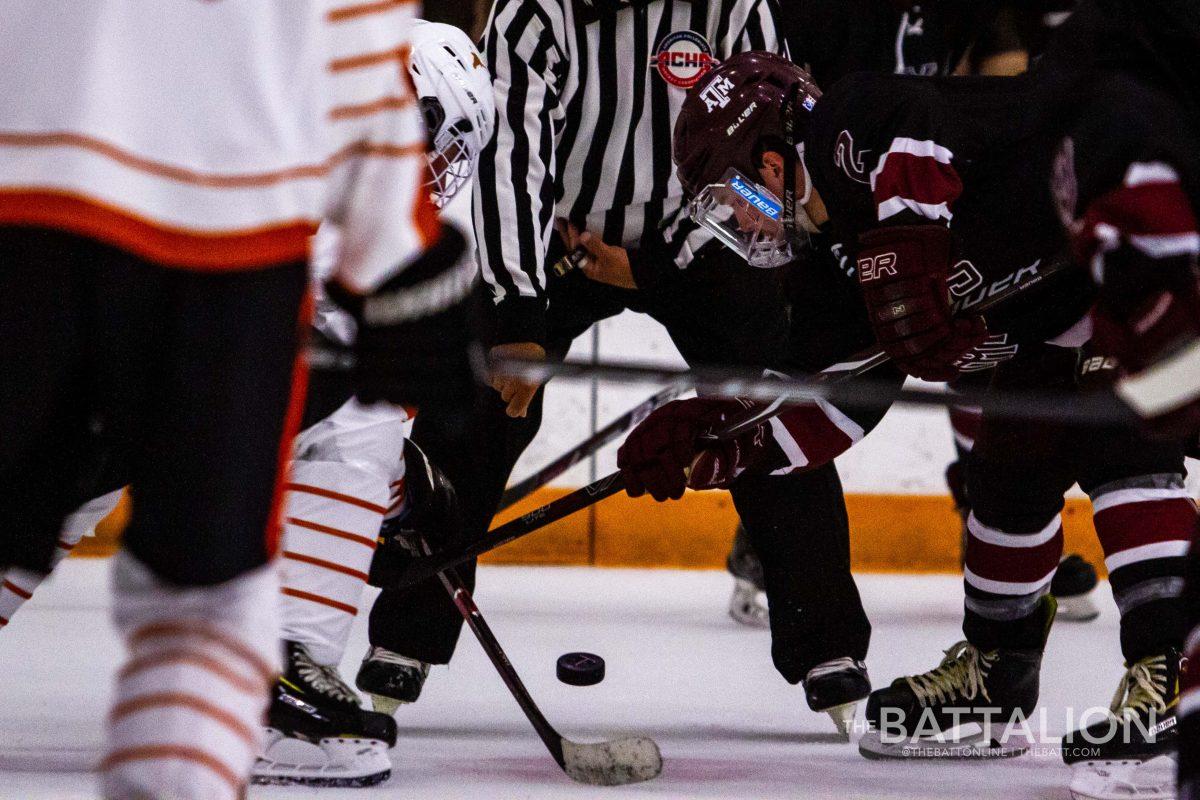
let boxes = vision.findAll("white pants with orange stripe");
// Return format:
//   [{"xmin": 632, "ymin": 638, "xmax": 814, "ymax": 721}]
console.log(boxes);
[
  {"xmin": 0, "ymin": 488, "xmax": 123, "ymax": 629},
  {"xmin": 102, "ymin": 550, "xmax": 280, "ymax": 800},
  {"xmin": 279, "ymin": 398, "xmax": 411, "ymax": 666}
]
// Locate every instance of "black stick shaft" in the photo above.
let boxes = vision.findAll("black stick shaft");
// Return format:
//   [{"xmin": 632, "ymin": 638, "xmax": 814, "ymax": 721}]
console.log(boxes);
[
  {"xmin": 437, "ymin": 565, "xmax": 567, "ymax": 767},
  {"xmin": 498, "ymin": 386, "xmax": 682, "ymax": 511}
]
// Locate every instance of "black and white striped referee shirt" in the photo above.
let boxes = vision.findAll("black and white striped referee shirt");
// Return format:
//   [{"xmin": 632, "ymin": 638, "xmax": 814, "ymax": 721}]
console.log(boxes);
[{"xmin": 473, "ymin": 0, "xmax": 784, "ymax": 344}]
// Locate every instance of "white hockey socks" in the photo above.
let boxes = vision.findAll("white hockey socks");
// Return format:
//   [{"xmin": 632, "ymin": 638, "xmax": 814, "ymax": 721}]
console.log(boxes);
[
  {"xmin": 101, "ymin": 551, "xmax": 281, "ymax": 800},
  {"xmin": 0, "ymin": 489, "xmax": 122, "ymax": 629},
  {"xmin": 279, "ymin": 458, "xmax": 398, "ymax": 666}
]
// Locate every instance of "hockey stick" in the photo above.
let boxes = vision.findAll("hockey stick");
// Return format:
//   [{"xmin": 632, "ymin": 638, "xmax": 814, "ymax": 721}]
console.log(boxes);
[
  {"xmin": 435, "ymin": 562, "xmax": 662, "ymax": 785},
  {"xmin": 498, "ymin": 385, "xmax": 684, "ymax": 511}
]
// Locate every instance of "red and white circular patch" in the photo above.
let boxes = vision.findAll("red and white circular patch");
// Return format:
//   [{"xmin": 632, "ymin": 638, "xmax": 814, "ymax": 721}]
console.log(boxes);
[{"xmin": 650, "ymin": 30, "xmax": 715, "ymax": 88}]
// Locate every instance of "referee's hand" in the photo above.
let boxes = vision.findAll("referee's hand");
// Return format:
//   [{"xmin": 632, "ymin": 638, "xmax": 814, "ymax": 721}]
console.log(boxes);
[
  {"xmin": 560, "ymin": 223, "xmax": 637, "ymax": 290},
  {"xmin": 489, "ymin": 342, "xmax": 546, "ymax": 418}
]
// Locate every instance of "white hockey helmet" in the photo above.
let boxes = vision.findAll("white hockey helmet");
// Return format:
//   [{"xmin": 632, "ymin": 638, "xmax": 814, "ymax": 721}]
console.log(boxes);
[{"xmin": 407, "ymin": 21, "xmax": 495, "ymax": 208}]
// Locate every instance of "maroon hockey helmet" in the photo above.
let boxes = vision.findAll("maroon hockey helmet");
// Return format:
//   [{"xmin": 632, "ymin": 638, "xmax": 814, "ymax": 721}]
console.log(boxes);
[{"xmin": 674, "ymin": 52, "xmax": 822, "ymax": 267}]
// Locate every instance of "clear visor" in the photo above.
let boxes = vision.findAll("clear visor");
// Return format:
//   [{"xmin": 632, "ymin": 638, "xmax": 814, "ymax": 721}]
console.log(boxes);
[
  {"xmin": 687, "ymin": 169, "xmax": 798, "ymax": 269},
  {"xmin": 425, "ymin": 123, "xmax": 478, "ymax": 209}
]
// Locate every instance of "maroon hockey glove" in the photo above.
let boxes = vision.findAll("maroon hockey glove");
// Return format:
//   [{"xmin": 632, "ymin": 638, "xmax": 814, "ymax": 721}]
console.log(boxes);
[
  {"xmin": 856, "ymin": 225, "xmax": 987, "ymax": 382},
  {"xmin": 1091, "ymin": 272, "xmax": 1200, "ymax": 436},
  {"xmin": 617, "ymin": 399, "xmax": 764, "ymax": 502}
]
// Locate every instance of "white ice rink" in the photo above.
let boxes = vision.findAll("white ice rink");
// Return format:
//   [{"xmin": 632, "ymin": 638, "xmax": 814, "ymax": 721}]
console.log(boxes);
[{"xmin": 0, "ymin": 559, "xmax": 1134, "ymax": 800}]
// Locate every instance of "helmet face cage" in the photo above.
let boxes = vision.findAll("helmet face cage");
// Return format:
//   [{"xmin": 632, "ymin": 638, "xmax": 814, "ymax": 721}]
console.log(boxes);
[
  {"xmin": 425, "ymin": 116, "xmax": 478, "ymax": 209},
  {"xmin": 688, "ymin": 168, "xmax": 800, "ymax": 269}
]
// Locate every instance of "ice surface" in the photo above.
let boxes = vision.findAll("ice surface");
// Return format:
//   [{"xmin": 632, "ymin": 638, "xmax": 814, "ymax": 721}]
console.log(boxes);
[{"xmin": 0, "ymin": 560, "xmax": 1127, "ymax": 799}]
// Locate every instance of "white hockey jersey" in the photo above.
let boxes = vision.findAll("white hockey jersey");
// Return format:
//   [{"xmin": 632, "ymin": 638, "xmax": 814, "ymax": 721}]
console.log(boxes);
[{"xmin": 0, "ymin": 0, "xmax": 434, "ymax": 291}]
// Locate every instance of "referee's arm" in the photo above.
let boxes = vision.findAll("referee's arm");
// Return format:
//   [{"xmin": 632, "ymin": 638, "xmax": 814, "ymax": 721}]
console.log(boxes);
[{"xmin": 472, "ymin": 0, "xmax": 567, "ymax": 349}]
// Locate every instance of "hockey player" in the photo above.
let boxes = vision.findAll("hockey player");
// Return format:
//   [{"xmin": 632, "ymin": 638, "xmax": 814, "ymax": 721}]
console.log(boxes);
[
  {"xmin": 359, "ymin": 0, "xmax": 877, "ymax": 734},
  {"xmin": 724, "ymin": 0, "xmax": 1100, "ymax": 629},
  {"xmin": 619, "ymin": 48, "xmax": 1194, "ymax": 762},
  {"xmin": 0, "ymin": 18, "xmax": 493, "ymax": 790},
  {"xmin": 0, "ymin": 2, "xmax": 477, "ymax": 797}
]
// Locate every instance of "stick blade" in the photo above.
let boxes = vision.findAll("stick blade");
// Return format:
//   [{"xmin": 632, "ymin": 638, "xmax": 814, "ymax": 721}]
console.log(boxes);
[{"xmin": 561, "ymin": 736, "xmax": 662, "ymax": 786}]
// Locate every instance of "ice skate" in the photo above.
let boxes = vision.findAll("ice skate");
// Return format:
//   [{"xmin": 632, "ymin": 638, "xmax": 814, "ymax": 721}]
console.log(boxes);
[
  {"xmin": 357, "ymin": 645, "xmax": 432, "ymax": 714},
  {"xmin": 805, "ymin": 657, "xmax": 870, "ymax": 736},
  {"xmin": 253, "ymin": 641, "xmax": 397, "ymax": 787},
  {"xmin": 1062, "ymin": 650, "xmax": 1180, "ymax": 766},
  {"xmin": 726, "ymin": 525, "xmax": 769, "ymax": 629},
  {"xmin": 1052, "ymin": 554, "xmax": 1101, "ymax": 622},
  {"xmin": 1070, "ymin": 754, "xmax": 1178, "ymax": 800}
]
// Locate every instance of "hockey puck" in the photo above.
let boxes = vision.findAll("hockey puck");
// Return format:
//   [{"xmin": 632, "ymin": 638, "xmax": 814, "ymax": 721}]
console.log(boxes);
[{"xmin": 556, "ymin": 652, "xmax": 605, "ymax": 686}]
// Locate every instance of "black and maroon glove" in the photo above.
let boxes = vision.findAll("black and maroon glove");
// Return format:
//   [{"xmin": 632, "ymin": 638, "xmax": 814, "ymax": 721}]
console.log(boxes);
[
  {"xmin": 617, "ymin": 398, "xmax": 765, "ymax": 502},
  {"xmin": 1091, "ymin": 270, "xmax": 1200, "ymax": 436},
  {"xmin": 856, "ymin": 225, "xmax": 987, "ymax": 381}
]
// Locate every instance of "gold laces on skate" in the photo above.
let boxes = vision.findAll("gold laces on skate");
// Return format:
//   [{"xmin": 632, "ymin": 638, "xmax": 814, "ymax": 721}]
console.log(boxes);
[
  {"xmin": 905, "ymin": 641, "xmax": 997, "ymax": 707},
  {"xmin": 1110, "ymin": 655, "xmax": 1170, "ymax": 719},
  {"xmin": 294, "ymin": 645, "xmax": 360, "ymax": 706}
]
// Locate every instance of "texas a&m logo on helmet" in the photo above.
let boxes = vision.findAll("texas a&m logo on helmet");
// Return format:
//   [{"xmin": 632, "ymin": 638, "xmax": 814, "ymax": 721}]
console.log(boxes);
[{"xmin": 650, "ymin": 31, "xmax": 715, "ymax": 88}]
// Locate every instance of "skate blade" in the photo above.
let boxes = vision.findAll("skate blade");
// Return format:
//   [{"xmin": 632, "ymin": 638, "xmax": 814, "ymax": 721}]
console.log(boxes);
[
  {"xmin": 1069, "ymin": 757, "xmax": 1178, "ymax": 800},
  {"xmin": 858, "ymin": 728, "xmax": 1030, "ymax": 761},
  {"xmin": 821, "ymin": 701, "xmax": 859, "ymax": 739},
  {"xmin": 252, "ymin": 730, "xmax": 392, "ymax": 787},
  {"xmin": 728, "ymin": 579, "xmax": 769, "ymax": 629},
  {"xmin": 1056, "ymin": 592, "xmax": 1101, "ymax": 622},
  {"xmin": 367, "ymin": 692, "xmax": 404, "ymax": 715}
]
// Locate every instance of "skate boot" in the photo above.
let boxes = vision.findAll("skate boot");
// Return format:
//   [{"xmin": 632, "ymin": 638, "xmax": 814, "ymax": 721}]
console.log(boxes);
[
  {"xmin": 1063, "ymin": 650, "xmax": 1181, "ymax": 766},
  {"xmin": 726, "ymin": 524, "xmax": 768, "ymax": 629},
  {"xmin": 805, "ymin": 657, "xmax": 870, "ymax": 737},
  {"xmin": 1053, "ymin": 554, "xmax": 1101, "ymax": 622},
  {"xmin": 254, "ymin": 641, "xmax": 397, "ymax": 787},
  {"xmin": 357, "ymin": 645, "xmax": 431, "ymax": 714},
  {"xmin": 859, "ymin": 598, "xmax": 1054, "ymax": 760}
]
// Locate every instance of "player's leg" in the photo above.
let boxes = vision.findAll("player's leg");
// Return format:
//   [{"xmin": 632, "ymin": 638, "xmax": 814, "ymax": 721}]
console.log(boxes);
[
  {"xmin": 1061, "ymin": 431, "xmax": 1191, "ymax": 766},
  {"xmin": 98, "ymin": 258, "xmax": 308, "ymax": 800},
  {"xmin": 360, "ymin": 266, "xmax": 627, "ymax": 710},
  {"xmin": 725, "ymin": 523, "xmax": 769, "ymax": 628},
  {"xmin": 862, "ymin": 347, "xmax": 1078, "ymax": 759},
  {"xmin": 255, "ymin": 398, "xmax": 408, "ymax": 785},
  {"xmin": 1179, "ymin": 521, "xmax": 1200, "ymax": 800},
  {"xmin": 0, "ymin": 489, "xmax": 123, "ymax": 629},
  {"xmin": 650, "ymin": 244, "xmax": 872, "ymax": 730}
]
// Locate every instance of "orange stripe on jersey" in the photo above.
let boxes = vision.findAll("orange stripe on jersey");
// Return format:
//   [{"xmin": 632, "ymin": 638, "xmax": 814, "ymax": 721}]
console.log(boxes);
[
  {"xmin": 101, "ymin": 745, "xmax": 242, "ymax": 793},
  {"xmin": 282, "ymin": 550, "xmax": 370, "ymax": 581},
  {"xmin": 280, "ymin": 587, "xmax": 358, "ymax": 615},
  {"xmin": 1, "ymin": 580, "xmax": 32, "ymax": 600},
  {"xmin": 330, "ymin": 95, "xmax": 416, "ymax": 121},
  {"xmin": 329, "ymin": 46, "xmax": 408, "ymax": 73},
  {"xmin": 285, "ymin": 485, "xmax": 387, "ymax": 515},
  {"xmin": 0, "ymin": 191, "xmax": 314, "ymax": 270},
  {"xmin": 327, "ymin": 0, "xmax": 417, "ymax": 23},
  {"xmin": 131, "ymin": 623, "xmax": 276, "ymax": 684},
  {"xmin": 0, "ymin": 130, "xmax": 336, "ymax": 188},
  {"xmin": 285, "ymin": 517, "xmax": 379, "ymax": 550},
  {"xmin": 111, "ymin": 692, "xmax": 258, "ymax": 749},
  {"xmin": 120, "ymin": 649, "xmax": 264, "ymax": 696}
]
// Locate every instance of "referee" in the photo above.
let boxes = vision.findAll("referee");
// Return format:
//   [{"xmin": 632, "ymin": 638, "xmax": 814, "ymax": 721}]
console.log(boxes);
[{"xmin": 360, "ymin": 0, "xmax": 873, "ymax": 722}]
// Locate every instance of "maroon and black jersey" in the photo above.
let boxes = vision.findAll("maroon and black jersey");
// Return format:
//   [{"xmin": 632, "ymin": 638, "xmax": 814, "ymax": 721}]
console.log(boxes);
[{"xmin": 804, "ymin": 71, "xmax": 1095, "ymax": 368}]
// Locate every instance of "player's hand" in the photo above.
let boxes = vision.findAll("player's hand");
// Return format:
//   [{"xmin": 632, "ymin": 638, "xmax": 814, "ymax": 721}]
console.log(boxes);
[
  {"xmin": 856, "ymin": 224, "xmax": 987, "ymax": 382},
  {"xmin": 488, "ymin": 342, "xmax": 546, "ymax": 418},
  {"xmin": 618, "ymin": 398, "xmax": 762, "ymax": 501},
  {"xmin": 564, "ymin": 224, "xmax": 637, "ymax": 289},
  {"xmin": 1092, "ymin": 277, "xmax": 1200, "ymax": 437}
]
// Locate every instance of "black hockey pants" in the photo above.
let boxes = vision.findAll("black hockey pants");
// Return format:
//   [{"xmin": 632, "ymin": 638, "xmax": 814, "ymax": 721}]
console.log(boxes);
[{"xmin": 0, "ymin": 226, "xmax": 309, "ymax": 586}]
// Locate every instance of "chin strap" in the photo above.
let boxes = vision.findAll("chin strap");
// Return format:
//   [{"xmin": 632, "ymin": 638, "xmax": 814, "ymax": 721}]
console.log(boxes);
[{"xmin": 782, "ymin": 85, "xmax": 819, "ymax": 237}]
